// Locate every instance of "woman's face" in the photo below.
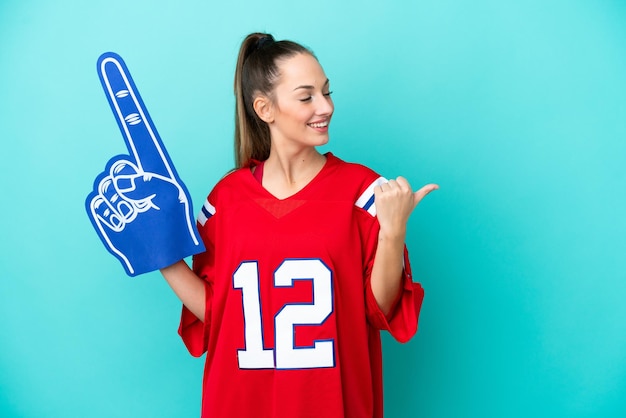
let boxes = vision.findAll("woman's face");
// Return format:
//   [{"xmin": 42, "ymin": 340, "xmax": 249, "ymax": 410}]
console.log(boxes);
[{"xmin": 266, "ymin": 52, "xmax": 334, "ymax": 151}]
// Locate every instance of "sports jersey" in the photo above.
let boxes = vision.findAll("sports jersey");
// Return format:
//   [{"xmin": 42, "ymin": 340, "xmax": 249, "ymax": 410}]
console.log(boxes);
[{"xmin": 178, "ymin": 153, "xmax": 424, "ymax": 418}]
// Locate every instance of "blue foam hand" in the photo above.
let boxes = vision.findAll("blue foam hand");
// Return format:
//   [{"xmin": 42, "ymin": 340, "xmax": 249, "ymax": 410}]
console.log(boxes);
[{"xmin": 86, "ymin": 52, "xmax": 205, "ymax": 276}]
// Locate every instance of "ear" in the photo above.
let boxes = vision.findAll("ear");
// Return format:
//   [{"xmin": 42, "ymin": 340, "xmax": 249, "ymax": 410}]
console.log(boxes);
[{"xmin": 253, "ymin": 96, "xmax": 274, "ymax": 123}]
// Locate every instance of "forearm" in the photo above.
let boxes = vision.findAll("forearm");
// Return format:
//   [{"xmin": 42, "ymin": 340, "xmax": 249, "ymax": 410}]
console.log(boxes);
[
  {"xmin": 370, "ymin": 229, "xmax": 406, "ymax": 316},
  {"xmin": 370, "ymin": 177, "xmax": 437, "ymax": 315},
  {"xmin": 160, "ymin": 260, "xmax": 206, "ymax": 321}
]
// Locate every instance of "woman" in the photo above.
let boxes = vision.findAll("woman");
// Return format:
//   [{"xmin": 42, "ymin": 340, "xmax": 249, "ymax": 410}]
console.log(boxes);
[{"xmin": 161, "ymin": 32, "xmax": 437, "ymax": 417}]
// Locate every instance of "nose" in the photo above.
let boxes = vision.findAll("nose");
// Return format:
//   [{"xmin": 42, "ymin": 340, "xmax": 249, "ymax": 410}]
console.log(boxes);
[{"xmin": 317, "ymin": 94, "xmax": 334, "ymax": 116}]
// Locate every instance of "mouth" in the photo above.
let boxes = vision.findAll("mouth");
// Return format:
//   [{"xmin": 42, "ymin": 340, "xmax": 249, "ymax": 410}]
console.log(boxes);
[{"xmin": 308, "ymin": 120, "xmax": 329, "ymax": 129}]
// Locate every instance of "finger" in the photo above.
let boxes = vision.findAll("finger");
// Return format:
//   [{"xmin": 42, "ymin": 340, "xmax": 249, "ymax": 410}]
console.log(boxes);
[
  {"xmin": 98, "ymin": 52, "xmax": 173, "ymax": 179},
  {"xmin": 98, "ymin": 176, "xmax": 134, "ymax": 221},
  {"xmin": 413, "ymin": 183, "xmax": 439, "ymax": 207},
  {"xmin": 381, "ymin": 179, "xmax": 396, "ymax": 192},
  {"xmin": 114, "ymin": 172, "xmax": 172, "ymax": 204},
  {"xmin": 90, "ymin": 191, "xmax": 125, "ymax": 232},
  {"xmin": 395, "ymin": 176, "xmax": 412, "ymax": 191},
  {"xmin": 374, "ymin": 181, "xmax": 387, "ymax": 194},
  {"xmin": 109, "ymin": 160, "xmax": 158, "ymax": 218},
  {"xmin": 110, "ymin": 159, "xmax": 144, "ymax": 196}
]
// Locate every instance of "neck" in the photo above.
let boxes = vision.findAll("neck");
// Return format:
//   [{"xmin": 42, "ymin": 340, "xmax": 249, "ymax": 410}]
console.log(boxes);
[{"xmin": 262, "ymin": 147, "xmax": 326, "ymax": 198}]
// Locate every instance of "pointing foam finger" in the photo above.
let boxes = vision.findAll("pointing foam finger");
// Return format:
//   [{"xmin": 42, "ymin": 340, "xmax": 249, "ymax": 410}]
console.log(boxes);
[{"xmin": 98, "ymin": 52, "xmax": 173, "ymax": 178}]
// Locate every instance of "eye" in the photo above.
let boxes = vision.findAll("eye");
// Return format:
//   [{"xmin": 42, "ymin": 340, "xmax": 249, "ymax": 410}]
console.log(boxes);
[
  {"xmin": 323, "ymin": 91, "xmax": 333, "ymax": 97},
  {"xmin": 299, "ymin": 96, "xmax": 313, "ymax": 102}
]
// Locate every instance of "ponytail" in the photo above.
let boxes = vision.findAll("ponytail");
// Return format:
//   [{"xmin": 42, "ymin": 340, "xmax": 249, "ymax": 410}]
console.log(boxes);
[{"xmin": 233, "ymin": 33, "xmax": 313, "ymax": 168}]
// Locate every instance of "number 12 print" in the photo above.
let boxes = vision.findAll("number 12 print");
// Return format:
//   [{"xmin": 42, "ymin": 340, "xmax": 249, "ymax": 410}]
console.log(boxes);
[{"xmin": 233, "ymin": 259, "xmax": 335, "ymax": 370}]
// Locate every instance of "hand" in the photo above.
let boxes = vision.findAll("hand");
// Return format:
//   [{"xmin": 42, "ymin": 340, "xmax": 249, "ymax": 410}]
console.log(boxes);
[
  {"xmin": 374, "ymin": 177, "xmax": 438, "ymax": 238},
  {"xmin": 86, "ymin": 52, "xmax": 205, "ymax": 276}
]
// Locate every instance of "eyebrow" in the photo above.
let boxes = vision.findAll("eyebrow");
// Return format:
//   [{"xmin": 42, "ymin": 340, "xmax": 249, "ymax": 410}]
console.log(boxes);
[{"xmin": 293, "ymin": 79, "xmax": 330, "ymax": 91}]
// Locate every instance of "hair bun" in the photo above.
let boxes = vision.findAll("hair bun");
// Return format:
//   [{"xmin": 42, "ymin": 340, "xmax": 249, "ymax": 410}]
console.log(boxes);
[{"xmin": 256, "ymin": 34, "xmax": 275, "ymax": 51}]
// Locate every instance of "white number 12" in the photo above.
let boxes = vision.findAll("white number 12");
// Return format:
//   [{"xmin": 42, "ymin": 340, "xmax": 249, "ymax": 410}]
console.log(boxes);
[{"xmin": 233, "ymin": 259, "xmax": 335, "ymax": 370}]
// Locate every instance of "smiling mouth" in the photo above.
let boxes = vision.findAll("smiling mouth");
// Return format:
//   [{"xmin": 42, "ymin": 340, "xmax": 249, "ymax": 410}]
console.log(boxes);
[{"xmin": 308, "ymin": 121, "xmax": 329, "ymax": 128}]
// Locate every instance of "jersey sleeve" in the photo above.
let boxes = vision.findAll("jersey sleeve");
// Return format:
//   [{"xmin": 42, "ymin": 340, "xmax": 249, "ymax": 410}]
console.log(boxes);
[
  {"xmin": 178, "ymin": 195, "xmax": 216, "ymax": 357},
  {"xmin": 364, "ymin": 246, "xmax": 424, "ymax": 343},
  {"xmin": 356, "ymin": 177, "xmax": 425, "ymax": 343}
]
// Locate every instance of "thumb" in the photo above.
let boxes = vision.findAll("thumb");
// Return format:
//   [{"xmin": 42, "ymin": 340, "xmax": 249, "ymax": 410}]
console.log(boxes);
[
  {"xmin": 115, "ymin": 173, "xmax": 174, "ymax": 202},
  {"xmin": 413, "ymin": 183, "xmax": 439, "ymax": 208}
]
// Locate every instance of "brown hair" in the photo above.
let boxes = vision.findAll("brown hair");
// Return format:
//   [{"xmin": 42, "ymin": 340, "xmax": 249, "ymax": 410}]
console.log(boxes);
[{"xmin": 233, "ymin": 33, "xmax": 314, "ymax": 168}]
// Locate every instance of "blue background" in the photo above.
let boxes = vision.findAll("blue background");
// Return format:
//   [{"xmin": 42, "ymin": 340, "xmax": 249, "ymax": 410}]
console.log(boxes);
[{"xmin": 1, "ymin": 0, "xmax": 625, "ymax": 416}]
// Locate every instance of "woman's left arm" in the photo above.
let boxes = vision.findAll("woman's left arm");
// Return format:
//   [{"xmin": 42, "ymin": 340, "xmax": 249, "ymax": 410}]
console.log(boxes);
[{"xmin": 370, "ymin": 177, "xmax": 438, "ymax": 315}]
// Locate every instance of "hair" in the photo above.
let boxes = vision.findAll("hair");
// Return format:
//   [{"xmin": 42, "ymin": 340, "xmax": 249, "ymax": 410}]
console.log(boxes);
[{"xmin": 233, "ymin": 33, "xmax": 314, "ymax": 168}]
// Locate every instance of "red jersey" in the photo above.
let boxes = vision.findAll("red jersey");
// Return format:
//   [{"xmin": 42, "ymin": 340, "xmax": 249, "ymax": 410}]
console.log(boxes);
[{"xmin": 179, "ymin": 153, "xmax": 424, "ymax": 417}]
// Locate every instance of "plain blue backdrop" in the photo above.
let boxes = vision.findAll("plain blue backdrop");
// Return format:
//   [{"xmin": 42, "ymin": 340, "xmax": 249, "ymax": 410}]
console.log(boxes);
[{"xmin": 1, "ymin": 0, "xmax": 625, "ymax": 416}]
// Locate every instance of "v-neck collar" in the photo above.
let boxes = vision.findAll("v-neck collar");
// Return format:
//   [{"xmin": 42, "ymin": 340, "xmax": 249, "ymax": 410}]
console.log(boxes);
[{"xmin": 247, "ymin": 152, "xmax": 338, "ymax": 201}]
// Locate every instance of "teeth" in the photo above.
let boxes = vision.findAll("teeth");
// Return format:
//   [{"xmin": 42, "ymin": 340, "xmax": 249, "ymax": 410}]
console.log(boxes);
[{"xmin": 309, "ymin": 121, "xmax": 328, "ymax": 128}]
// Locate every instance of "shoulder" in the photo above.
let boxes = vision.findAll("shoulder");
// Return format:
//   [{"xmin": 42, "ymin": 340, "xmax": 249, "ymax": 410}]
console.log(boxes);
[
  {"xmin": 326, "ymin": 153, "xmax": 378, "ymax": 178},
  {"xmin": 323, "ymin": 153, "xmax": 387, "ymax": 217},
  {"xmin": 208, "ymin": 166, "xmax": 259, "ymax": 201},
  {"xmin": 212, "ymin": 167, "xmax": 249, "ymax": 192},
  {"xmin": 198, "ymin": 167, "xmax": 250, "ymax": 226}
]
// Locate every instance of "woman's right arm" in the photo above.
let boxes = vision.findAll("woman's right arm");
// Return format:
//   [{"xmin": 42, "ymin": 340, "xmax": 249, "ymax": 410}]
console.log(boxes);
[{"xmin": 160, "ymin": 260, "xmax": 206, "ymax": 322}]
